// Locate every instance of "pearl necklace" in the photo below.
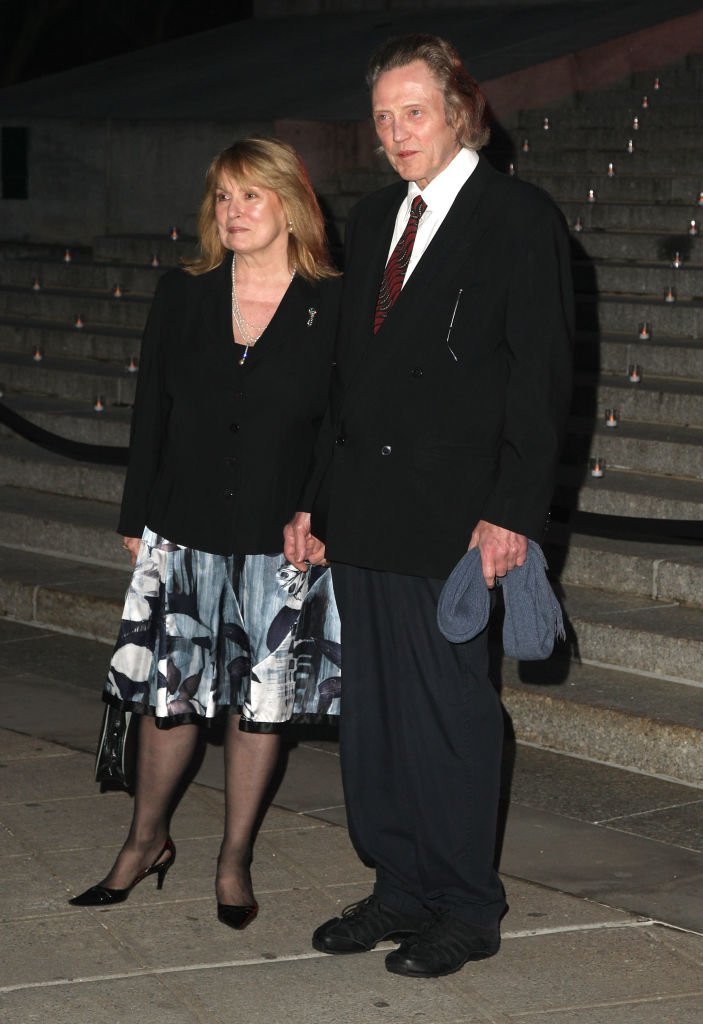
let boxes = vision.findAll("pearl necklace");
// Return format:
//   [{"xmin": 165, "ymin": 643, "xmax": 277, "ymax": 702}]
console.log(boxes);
[{"xmin": 231, "ymin": 254, "xmax": 295, "ymax": 365}]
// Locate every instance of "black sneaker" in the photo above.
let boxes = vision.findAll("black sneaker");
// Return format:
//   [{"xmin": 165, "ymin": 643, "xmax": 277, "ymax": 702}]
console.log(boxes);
[
  {"xmin": 385, "ymin": 912, "xmax": 500, "ymax": 977},
  {"xmin": 312, "ymin": 894, "xmax": 425, "ymax": 954}
]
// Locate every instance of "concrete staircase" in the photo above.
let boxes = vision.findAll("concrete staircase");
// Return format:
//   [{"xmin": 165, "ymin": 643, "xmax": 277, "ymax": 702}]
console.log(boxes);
[{"xmin": 1, "ymin": 59, "xmax": 701, "ymax": 785}]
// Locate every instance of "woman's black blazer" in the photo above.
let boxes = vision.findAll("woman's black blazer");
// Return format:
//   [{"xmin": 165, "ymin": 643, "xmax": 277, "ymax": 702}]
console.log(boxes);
[{"xmin": 118, "ymin": 256, "xmax": 341, "ymax": 555}]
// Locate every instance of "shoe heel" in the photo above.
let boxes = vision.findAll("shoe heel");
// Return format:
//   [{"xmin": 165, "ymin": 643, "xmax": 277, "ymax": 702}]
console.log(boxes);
[{"xmin": 155, "ymin": 841, "xmax": 176, "ymax": 890}]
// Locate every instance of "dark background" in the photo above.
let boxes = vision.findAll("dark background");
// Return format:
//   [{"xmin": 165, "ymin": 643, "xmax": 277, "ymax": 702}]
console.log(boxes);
[{"xmin": 0, "ymin": 0, "xmax": 254, "ymax": 86}]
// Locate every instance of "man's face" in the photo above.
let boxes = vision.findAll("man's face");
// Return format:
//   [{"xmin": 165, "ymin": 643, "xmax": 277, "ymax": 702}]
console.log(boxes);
[{"xmin": 372, "ymin": 59, "xmax": 461, "ymax": 190}]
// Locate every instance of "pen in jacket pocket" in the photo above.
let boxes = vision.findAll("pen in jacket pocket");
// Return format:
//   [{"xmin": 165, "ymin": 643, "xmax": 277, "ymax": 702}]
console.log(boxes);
[{"xmin": 445, "ymin": 289, "xmax": 463, "ymax": 362}]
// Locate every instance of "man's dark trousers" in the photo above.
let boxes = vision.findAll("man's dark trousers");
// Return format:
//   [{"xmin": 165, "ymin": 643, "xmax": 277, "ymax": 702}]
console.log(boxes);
[{"xmin": 332, "ymin": 562, "xmax": 506, "ymax": 930}]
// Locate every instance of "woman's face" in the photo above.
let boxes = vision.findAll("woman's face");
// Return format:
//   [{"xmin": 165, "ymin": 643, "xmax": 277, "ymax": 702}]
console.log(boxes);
[{"xmin": 214, "ymin": 170, "xmax": 289, "ymax": 261}]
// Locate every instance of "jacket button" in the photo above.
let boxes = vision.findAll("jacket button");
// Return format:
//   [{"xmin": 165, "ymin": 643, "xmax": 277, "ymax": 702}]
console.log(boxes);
[
  {"xmin": 380, "ymin": 444, "xmax": 392, "ymax": 456},
  {"xmin": 230, "ymin": 422, "xmax": 239, "ymax": 433},
  {"xmin": 223, "ymin": 489, "xmax": 234, "ymax": 499},
  {"xmin": 410, "ymin": 367, "xmax": 424, "ymax": 377},
  {"xmin": 335, "ymin": 436, "xmax": 346, "ymax": 446}
]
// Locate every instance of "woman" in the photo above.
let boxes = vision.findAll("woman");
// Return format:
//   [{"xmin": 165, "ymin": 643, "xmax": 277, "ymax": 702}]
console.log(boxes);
[{"xmin": 69, "ymin": 137, "xmax": 341, "ymax": 929}]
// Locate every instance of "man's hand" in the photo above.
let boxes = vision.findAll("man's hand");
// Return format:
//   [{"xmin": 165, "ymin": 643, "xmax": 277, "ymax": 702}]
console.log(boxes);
[
  {"xmin": 122, "ymin": 536, "xmax": 141, "ymax": 566},
  {"xmin": 468, "ymin": 520, "xmax": 527, "ymax": 588},
  {"xmin": 283, "ymin": 511, "xmax": 327, "ymax": 570}
]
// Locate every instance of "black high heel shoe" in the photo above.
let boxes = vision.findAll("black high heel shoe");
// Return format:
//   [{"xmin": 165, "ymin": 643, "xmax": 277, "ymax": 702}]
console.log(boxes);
[
  {"xmin": 69, "ymin": 837, "xmax": 176, "ymax": 906},
  {"xmin": 217, "ymin": 900, "xmax": 258, "ymax": 931}
]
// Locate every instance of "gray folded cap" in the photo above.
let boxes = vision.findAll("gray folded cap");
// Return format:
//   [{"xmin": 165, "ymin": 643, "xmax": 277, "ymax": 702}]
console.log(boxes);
[{"xmin": 437, "ymin": 540, "xmax": 565, "ymax": 660}]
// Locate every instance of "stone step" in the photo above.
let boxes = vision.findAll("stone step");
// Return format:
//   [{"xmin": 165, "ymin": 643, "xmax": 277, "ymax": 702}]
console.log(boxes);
[
  {"xmin": 556, "ymin": 583, "xmax": 703, "ymax": 685},
  {"xmin": 92, "ymin": 233, "xmax": 198, "ymax": 264},
  {"xmin": 573, "ymin": 259, "xmax": 703, "ymax": 299},
  {"xmin": 577, "ymin": 331, "xmax": 703, "ymax": 379},
  {"xmin": 0, "ymin": 257, "xmax": 166, "ymax": 294},
  {"xmin": 0, "ymin": 545, "xmax": 127, "ymax": 643},
  {"xmin": 576, "ymin": 292, "xmax": 703, "ymax": 337},
  {"xmin": 0, "ymin": 485, "xmax": 123, "ymax": 566},
  {"xmin": 518, "ymin": 105, "xmax": 703, "ymax": 129},
  {"xmin": 556, "ymin": 465, "xmax": 703, "ymax": 520},
  {"xmin": 501, "ymin": 658, "xmax": 702, "ymax": 787},
  {"xmin": 0, "ymin": 285, "xmax": 150, "ymax": 330},
  {"xmin": 523, "ymin": 170, "xmax": 702, "ymax": 205},
  {"xmin": 546, "ymin": 530, "xmax": 703, "ymax": 610},
  {"xmin": 565, "ymin": 417, "xmax": 703, "ymax": 478},
  {"xmin": 570, "ymin": 230, "xmax": 701, "ymax": 263},
  {"xmin": 0, "ymin": 315, "xmax": 140, "ymax": 363},
  {"xmin": 559, "ymin": 199, "xmax": 700, "ymax": 233},
  {"xmin": 0, "ymin": 437, "xmax": 124, "ymax": 503},
  {"xmin": 501, "ymin": 125, "xmax": 703, "ymax": 152},
  {"xmin": 512, "ymin": 148, "xmax": 703, "ymax": 173},
  {"xmin": 0, "ymin": 394, "xmax": 131, "ymax": 446},
  {"xmin": 573, "ymin": 371, "xmax": 703, "ymax": 428},
  {"xmin": 0, "ymin": 350, "xmax": 137, "ymax": 405}
]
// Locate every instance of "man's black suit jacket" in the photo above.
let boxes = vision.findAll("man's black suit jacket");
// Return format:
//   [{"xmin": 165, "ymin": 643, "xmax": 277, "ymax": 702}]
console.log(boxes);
[
  {"xmin": 310, "ymin": 155, "xmax": 574, "ymax": 579},
  {"xmin": 119, "ymin": 257, "xmax": 340, "ymax": 555}
]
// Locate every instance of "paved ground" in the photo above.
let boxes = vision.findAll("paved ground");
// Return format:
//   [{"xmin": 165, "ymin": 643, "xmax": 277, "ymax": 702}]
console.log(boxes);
[{"xmin": 1, "ymin": 617, "xmax": 702, "ymax": 1023}]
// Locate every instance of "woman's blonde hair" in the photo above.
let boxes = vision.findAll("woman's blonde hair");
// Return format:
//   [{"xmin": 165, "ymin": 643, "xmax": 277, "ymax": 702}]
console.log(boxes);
[{"xmin": 184, "ymin": 137, "xmax": 339, "ymax": 281}]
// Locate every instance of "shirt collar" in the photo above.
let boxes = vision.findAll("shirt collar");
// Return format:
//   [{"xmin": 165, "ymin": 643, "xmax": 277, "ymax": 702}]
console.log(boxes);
[{"xmin": 405, "ymin": 147, "xmax": 479, "ymax": 218}]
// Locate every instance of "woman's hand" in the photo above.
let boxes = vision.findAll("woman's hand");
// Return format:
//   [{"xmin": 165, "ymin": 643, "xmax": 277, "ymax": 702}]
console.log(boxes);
[{"xmin": 122, "ymin": 536, "xmax": 141, "ymax": 566}]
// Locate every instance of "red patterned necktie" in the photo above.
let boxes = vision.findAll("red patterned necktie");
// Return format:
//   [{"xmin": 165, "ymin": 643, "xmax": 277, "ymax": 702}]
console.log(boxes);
[{"xmin": 373, "ymin": 195, "xmax": 427, "ymax": 334}]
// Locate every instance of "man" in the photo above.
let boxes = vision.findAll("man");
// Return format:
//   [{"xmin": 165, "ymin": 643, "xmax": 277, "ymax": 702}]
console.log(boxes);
[{"xmin": 285, "ymin": 34, "xmax": 573, "ymax": 978}]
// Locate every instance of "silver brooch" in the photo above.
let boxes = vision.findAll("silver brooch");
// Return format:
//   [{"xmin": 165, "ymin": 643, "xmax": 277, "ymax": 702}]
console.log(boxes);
[{"xmin": 307, "ymin": 307, "xmax": 317, "ymax": 327}]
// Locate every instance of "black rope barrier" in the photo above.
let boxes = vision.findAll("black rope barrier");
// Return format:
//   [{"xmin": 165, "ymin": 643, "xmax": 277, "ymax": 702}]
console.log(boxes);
[
  {"xmin": 551, "ymin": 507, "xmax": 703, "ymax": 545},
  {"xmin": 1, "ymin": 400, "xmax": 700, "ymax": 543},
  {"xmin": 0, "ymin": 400, "xmax": 129, "ymax": 465}
]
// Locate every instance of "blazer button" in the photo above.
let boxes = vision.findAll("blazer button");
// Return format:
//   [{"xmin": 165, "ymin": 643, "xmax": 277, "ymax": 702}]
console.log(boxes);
[
  {"xmin": 380, "ymin": 444, "xmax": 392, "ymax": 456},
  {"xmin": 223, "ymin": 489, "xmax": 234, "ymax": 500},
  {"xmin": 230, "ymin": 422, "xmax": 240, "ymax": 433},
  {"xmin": 335, "ymin": 436, "xmax": 346, "ymax": 447},
  {"xmin": 410, "ymin": 367, "xmax": 424, "ymax": 377}
]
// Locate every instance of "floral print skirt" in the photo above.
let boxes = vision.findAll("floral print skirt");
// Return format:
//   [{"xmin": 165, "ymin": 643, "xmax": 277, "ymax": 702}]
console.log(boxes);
[{"xmin": 103, "ymin": 528, "xmax": 341, "ymax": 730}]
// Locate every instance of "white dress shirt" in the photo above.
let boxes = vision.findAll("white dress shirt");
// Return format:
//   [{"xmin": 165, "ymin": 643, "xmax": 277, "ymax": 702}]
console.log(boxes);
[{"xmin": 385, "ymin": 147, "xmax": 479, "ymax": 286}]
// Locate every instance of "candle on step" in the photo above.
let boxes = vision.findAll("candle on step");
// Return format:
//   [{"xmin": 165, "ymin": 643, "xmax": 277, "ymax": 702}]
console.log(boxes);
[
  {"xmin": 93, "ymin": 396, "xmax": 105, "ymax": 412},
  {"xmin": 690, "ymin": 220, "xmax": 699, "ymax": 236},
  {"xmin": 32, "ymin": 277, "xmax": 41, "ymax": 291},
  {"xmin": 626, "ymin": 139, "xmax": 634, "ymax": 154},
  {"xmin": 573, "ymin": 216, "xmax": 584, "ymax": 232},
  {"xmin": 63, "ymin": 248, "xmax": 72, "ymax": 263},
  {"xmin": 542, "ymin": 117, "xmax": 550, "ymax": 130},
  {"xmin": 521, "ymin": 138, "xmax": 530, "ymax": 153},
  {"xmin": 590, "ymin": 457, "xmax": 605, "ymax": 478},
  {"xmin": 32, "ymin": 345, "xmax": 43, "ymax": 362},
  {"xmin": 587, "ymin": 189, "xmax": 596, "ymax": 202},
  {"xmin": 112, "ymin": 283, "xmax": 123, "ymax": 298},
  {"xmin": 150, "ymin": 254, "xmax": 160, "ymax": 267},
  {"xmin": 632, "ymin": 117, "xmax": 640, "ymax": 130},
  {"xmin": 508, "ymin": 162, "xmax": 516, "ymax": 176},
  {"xmin": 653, "ymin": 77, "xmax": 661, "ymax": 90},
  {"xmin": 697, "ymin": 192, "xmax": 703, "ymax": 207},
  {"xmin": 607, "ymin": 162, "xmax": 615, "ymax": 177},
  {"xmin": 169, "ymin": 226, "xmax": 178, "ymax": 240},
  {"xmin": 628, "ymin": 364, "xmax": 642, "ymax": 383},
  {"xmin": 641, "ymin": 96, "xmax": 649, "ymax": 109},
  {"xmin": 664, "ymin": 286, "xmax": 676, "ymax": 303},
  {"xmin": 672, "ymin": 252, "xmax": 683, "ymax": 269},
  {"xmin": 126, "ymin": 355, "xmax": 139, "ymax": 373},
  {"xmin": 74, "ymin": 314, "xmax": 84, "ymax": 329},
  {"xmin": 638, "ymin": 322, "xmax": 651, "ymax": 340},
  {"xmin": 604, "ymin": 409, "xmax": 619, "ymax": 428}
]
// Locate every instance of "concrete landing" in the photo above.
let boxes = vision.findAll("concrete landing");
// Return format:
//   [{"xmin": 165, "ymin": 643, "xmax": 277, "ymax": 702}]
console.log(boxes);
[{"xmin": 1, "ymin": 619, "xmax": 702, "ymax": 1022}]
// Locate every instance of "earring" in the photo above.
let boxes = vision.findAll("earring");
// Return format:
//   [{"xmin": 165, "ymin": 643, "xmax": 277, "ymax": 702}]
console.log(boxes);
[{"xmin": 288, "ymin": 221, "xmax": 293, "ymax": 233}]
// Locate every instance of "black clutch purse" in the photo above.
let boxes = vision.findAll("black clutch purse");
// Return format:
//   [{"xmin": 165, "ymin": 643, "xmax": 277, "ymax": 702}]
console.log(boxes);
[{"xmin": 94, "ymin": 704, "xmax": 138, "ymax": 793}]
